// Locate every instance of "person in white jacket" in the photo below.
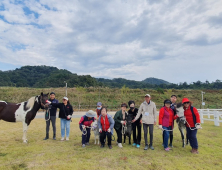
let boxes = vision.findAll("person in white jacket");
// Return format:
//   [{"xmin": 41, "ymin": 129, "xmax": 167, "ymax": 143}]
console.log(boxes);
[{"xmin": 132, "ymin": 94, "xmax": 157, "ymax": 150}]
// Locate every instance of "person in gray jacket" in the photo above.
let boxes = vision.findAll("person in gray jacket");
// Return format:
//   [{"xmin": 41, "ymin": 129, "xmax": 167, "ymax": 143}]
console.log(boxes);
[
  {"xmin": 132, "ymin": 94, "xmax": 157, "ymax": 150},
  {"xmin": 98, "ymin": 107, "xmax": 115, "ymax": 149}
]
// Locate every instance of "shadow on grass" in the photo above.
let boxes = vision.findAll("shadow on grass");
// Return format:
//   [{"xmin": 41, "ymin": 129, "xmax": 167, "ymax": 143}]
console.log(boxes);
[{"xmin": 11, "ymin": 162, "xmax": 27, "ymax": 170}]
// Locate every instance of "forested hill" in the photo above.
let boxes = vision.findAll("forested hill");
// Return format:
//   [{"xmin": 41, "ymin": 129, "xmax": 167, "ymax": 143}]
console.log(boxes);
[{"xmin": 0, "ymin": 66, "xmax": 102, "ymax": 87}]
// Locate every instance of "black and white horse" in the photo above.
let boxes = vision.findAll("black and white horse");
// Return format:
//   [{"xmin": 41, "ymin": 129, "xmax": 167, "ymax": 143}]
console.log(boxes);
[
  {"xmin": 123, "ymin": 114, "xmax": 133, "ymax": 144},
  {"xmin": 92, "ymin": 119, "xmax": 100, "ymax": 145},
  {"xmin": 176, "ymin": 103, "xmax": 189, "ymax": 147},
  {"xmin": 0, "ymin": 92, "xmax": 48, "ymax": 143}
]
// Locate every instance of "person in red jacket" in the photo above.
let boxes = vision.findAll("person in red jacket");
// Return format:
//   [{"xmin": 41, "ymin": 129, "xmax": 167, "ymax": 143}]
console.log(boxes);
[
  {"xmin": 182, "ymin": 98, "xmax": 202, "ymax": 154},
  {"xmin": 159, "ymin": 99, "xmax": 176, "ymax": 151}
]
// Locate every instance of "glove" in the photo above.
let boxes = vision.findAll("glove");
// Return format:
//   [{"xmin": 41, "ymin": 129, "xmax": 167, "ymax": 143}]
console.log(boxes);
[
  {"xmin": 82, "ymin": 125, "xmax": 86, "ymax": 130},
  {"xmin": 67, "ymin": 115, "xmax": 72, "ymax": 119},
  {"xmin": 196, "ymin": 123, "xmax": 202, "ymax": 129},
  {"xmin": 99, "ymin": 128, "xmax": 102, "ymax": 133},
  {"xmin": 159, "ymin": 125, "xmax": 162, "ymax": 129},
  {"xmin": 46, "ymin": 100, "xmax": 51, "ymax": 104},
  {"xmin": 121, "ymin": 121, "xmax": 126, "ymax": 125},
  {"xmin": 107, "ymin": 128, "xmax": 111, "ymax": 133}
]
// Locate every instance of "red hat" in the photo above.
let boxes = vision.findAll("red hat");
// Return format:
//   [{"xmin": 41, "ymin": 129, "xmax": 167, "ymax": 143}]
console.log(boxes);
[{"xmin": 182, "ymin": 98, "xmax": 190, "ymax": 104}]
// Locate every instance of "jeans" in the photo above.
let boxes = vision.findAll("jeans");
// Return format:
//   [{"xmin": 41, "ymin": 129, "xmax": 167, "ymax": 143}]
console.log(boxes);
[
  {"xmin": 46, "ymin": 116, "xmax": 56, "ymax": 135},
  {"xmin": 100, "ymin": 131, "xmax": 112, "ymax": 146},
  {"xmin": 186, "ymin": 127, "xmax": 198, "ymax": 149},
  {"xmin": 82, "ymin": 128, "xmax": 91, "ymax": 144},
  {"xmin": 143, "ymin": 124, "xmax": 153, "ymax": 146},
  {"xmin": 132, "ymin": 123, "xmax": 141, "ymax": 145},
  {"xmin": 60, "ymin": 118, "xmax": 70, "ymax": 138},
  {"xmin": 163, "ymin": 126, "xmax": 172, "ymax": 149}
]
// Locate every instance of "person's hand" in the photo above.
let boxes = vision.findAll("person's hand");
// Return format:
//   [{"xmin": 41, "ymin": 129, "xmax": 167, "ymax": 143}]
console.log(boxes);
[
  {"xmin": 196, "ymin": 124, "xmax": 202, "ymax": 129},
  {"xmin": 140, "ymin": 120, "xmax": 142, "ymax": 124},
  {"xmin": 131, "ymin": 119, "xmax": 136, "ymax": 123},
  {"xmin": 107, "ymin": 128, "xmax": 111, "ymax": 133},
  {"xmin": 82, "ymin": 125, "xmax": 86, "ymax": 130},
  {"xmin": 158, "ymin": 125, "xmax": 162, "ymax": 129},
  {"xmin": 67, "ymin": 115, "xmax": 71, "ymax": 119},
  {"xmin": 121, "ymin": 121, "xmax": 126, "ymax": 125},
  {"xmin": 154, "ymin": 121, "xmax": 156, "ymax": 125},
  {"xmin": 46, "ymin": 100, "xmax": 51, "ymax": 104},
  {"xmin": 99, "ymin": 128, "xmax": 102, "ymax": 133}
]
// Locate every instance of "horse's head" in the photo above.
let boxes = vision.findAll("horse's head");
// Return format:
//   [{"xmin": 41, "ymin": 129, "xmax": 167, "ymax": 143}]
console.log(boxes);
[
  {"xmin": 177, "ymin": 116, "xmax": 186, "ymax": 125},
  {"xmin": 176, "ymin": 102, "xmax": 184, "ymax": 117},
  {"xmin": 39, "ymin": 92, "xmax": 49, "ymax": 109},
  {"xmin": 91, "ymin": 119, "xmax": 98, "ymax": 131}
]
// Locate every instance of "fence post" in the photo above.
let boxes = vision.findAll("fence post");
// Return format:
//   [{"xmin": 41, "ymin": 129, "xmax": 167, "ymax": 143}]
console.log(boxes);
[
  {"xmin": 207, "ymin": 109, "xmax": 210, "ymax": 118},
  {"xmin": 214, "ymin": 111, "xmax": 220, "ymax": 126},
  {"xmin": 200, "ymin": 110, "xmax": 204, "ymax": 123}
]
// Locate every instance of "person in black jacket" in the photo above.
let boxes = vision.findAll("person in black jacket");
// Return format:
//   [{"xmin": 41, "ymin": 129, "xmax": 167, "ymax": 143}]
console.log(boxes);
[
  {"xmin": 128, "ymin": 100, "xmax": 142, "ymax": 148},
  {"xmin": 48, "ymin": 97, "xmax": 73, "ymax": 141},
  {"xmin": 44, "ymin": 92, "xmax": 59, "ymax": 140}
]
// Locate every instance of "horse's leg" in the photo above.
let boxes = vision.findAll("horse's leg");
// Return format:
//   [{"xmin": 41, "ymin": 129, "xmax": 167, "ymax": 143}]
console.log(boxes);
[
  {"xmin": 179, "ymin": 128, "xmax": 185, "ymax": 147},
  {"xmin": 22, "ymin": 121, "xmax": 28, "ymax": 143}
]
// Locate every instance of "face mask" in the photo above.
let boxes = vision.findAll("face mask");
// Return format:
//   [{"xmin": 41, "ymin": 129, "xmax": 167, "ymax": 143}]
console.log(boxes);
[
  {"xmin": 130, "ymin": 107, "xmax": 135, "ymax": 110},
  {"xmin": 97, "ymin": 107, "xmax": 101, "ymax": 110}
]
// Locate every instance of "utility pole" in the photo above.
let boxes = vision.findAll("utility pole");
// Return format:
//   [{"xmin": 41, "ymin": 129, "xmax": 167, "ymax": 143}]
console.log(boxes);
[
  {"xmin": 201, "ymin": 91, "xmax": 205, "ymax": 109},
  {"xmin": 64, "ymin": 81, "xmax": 67, "ymax": 97}
]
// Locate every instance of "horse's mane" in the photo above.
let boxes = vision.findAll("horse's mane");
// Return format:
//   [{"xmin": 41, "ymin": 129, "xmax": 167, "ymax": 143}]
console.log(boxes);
[{"xmin": 26, "ymin": 96, "xmax": 38, "ymax": 109}]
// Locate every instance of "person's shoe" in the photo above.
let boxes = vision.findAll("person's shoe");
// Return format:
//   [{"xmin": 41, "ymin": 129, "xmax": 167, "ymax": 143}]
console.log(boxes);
[
  {"xmin": 53, "ymin": 134, "xmax": 56, "ymax": 140},
  {"xmin": 192, "ymin": 149, "xmax": 199, "ymax": 154},
  {"xmin": 191, "ymin": 148, "xmax": 194, "ymax": 153},
  {"xmin": 132, "ymin": 143, "xmax": 136, "ymax": 146},
  {"xmin": 149, "ymin": 145, "xmax": 154, "ymax": 150},
  {"xmin": 61, "ymin": 137, "xmax": 65, "ymax": 141},
  {"xmin": 108, "ymin": 145, "xmax": 112, "ymax": 149},
  {"xmin": 144, "ymin": 145, "xmax": 149, "ymax": 150},
  {"xmin": 82, "ymin": 144, "xmax": 86, "ymax": 148},
  {"xmin": 43, "ymin": 133, "xmax": 49, "ymax": 140},
  {"xmin": 169, "ymin": 143, "xmax": 173, "ymax": 147},
  {"xmin": 136, "ymin": 144, "xmax": 140, "ymax": 148},
  {"xmin": 165, "ymin": 147, "xmax": 170, "ymax": 151},
  {"xmin": 66, "ymin": 137, "xmax": 69, "ymax": 141},
  {"xmin": 86, "ymin": 142, "xmax": 89, "ymax": 145},
  {"xmin": 100, "ymin": 145, "xmax": 105, "ymax": 148},
  {"xmin": 118, "ymin": 143, "xmax": 123, "ymax": 148}
]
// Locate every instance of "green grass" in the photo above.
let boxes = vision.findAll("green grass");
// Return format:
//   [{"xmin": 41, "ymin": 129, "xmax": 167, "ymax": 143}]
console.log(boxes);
[{"xmin": 0, "ymin": 118, "xmax": 221, "ymax": 170}]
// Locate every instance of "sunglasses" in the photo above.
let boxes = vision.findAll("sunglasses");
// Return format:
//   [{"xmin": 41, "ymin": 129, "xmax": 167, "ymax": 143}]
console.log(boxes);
[{"xmin": 183, "ymin": 102, "xmax": 190, "ymax": 104}]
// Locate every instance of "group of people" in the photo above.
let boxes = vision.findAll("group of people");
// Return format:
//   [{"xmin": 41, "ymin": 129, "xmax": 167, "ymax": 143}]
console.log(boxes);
[{"xmin": 44, "ymin": 92, "xmax": 201, "ymax": 153}]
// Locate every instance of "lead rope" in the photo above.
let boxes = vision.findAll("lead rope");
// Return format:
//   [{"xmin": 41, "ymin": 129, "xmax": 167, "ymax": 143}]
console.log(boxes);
[{"xmin": 45, "ymin": 108, "xmax": 51, "ymax": 121}]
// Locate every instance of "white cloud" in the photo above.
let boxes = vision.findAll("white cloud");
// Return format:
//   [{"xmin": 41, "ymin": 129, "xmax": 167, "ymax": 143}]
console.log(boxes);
[{"xmin": 0, "ymin": 0, "xmax": 222, "ymax": 83}]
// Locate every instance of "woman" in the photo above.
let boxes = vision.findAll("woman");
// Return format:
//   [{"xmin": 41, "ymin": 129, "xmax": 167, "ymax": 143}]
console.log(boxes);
[
  {"xmin": 182, "ymin": 98, "xmax": 201, "ymax": 154},
  {"xmin": 79, "ymin": 110, "xmax": 96, "ymax": 147},
  {"xmin": 128, "ymin": 100, "xmax": 142, "ymax": 148},
  {"xmin": 114, "ymin": 103, "xmax": 128, "ymax": 148},
  {"xmin": 159, "ymin": 99, "xmax": 175, "ymax": 151},
  {"xmin": 43, "ymin": 92, "xmax": 58, "ymax": 140},
  {"xmin": 48, "ymin": 97, "xmax": 73, "ymax": 141},
  {"xmin": 98, "ymin": 107, "xmax": 115, "ymax": 149}
]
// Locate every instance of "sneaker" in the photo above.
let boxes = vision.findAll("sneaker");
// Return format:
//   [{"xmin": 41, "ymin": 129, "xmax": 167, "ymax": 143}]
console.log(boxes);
[
  {"xmin": 100, "ymin": 145, "xmax": 105, "ymax": 148},
  {"xmin": 169, "ymin": 143, "xmax": 173, "ymax": 147},
  {"xmin": 165, "ymin": 147, "xmax": 170, "ymax": 151},
  {"xmin": 118, "ymin": 143, "xmax": 123, "ymax": 148},
  {"xmin": 108, "ymin": 145, "xmax": 112, "ymax": 149},
  {"xmin": 132, "ymin": 143, "xmax": 136, "ymax": 146},
  {"xmin": 86, "ymin": 142, "xmax": 89, "ymax": 145},
  {"xmin": 149, "ymin": 145, "xmax": 154, "ymax": 150},
  {"xmin": 66, "ymin": 137, "xmax": 69, "ymax": 141},
  {"xmin": 61, "ymin": 137, "xmax": 65, "ymax": 141},
  {"xmin": 136, "ymin": 144, "xmax": 140, "ymax": 148},
  {"xmin": 192, "ymin": 149, "xmax": 199, "ymax": 154},
  {"xmin": 82, "ymin": 144, "xmax": 86, "ymax": 148},
  {"xmin": 144, "ymin": 145, "xmax": 149, "ymax": 150}
]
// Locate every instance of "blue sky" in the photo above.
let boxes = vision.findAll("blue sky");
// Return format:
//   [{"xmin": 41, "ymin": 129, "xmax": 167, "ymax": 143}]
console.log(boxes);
[{"xmin": 0, "ymin": 0, "xmax": 222, "ymax": 84}]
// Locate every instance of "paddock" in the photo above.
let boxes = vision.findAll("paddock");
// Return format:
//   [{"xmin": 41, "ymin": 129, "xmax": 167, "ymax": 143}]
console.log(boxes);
[{"xmin": 0, "ymin": 117, "xmax": 221, "ymax": 170}]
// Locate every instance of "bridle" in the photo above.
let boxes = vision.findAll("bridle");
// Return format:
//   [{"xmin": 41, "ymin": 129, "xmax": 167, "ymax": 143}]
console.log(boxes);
[{"xmin": 39, "ymin": 95, "xmax": 47, "ymax": 108}]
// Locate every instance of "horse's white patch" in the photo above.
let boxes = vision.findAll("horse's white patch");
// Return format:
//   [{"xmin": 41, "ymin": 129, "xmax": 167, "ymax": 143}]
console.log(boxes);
[
  {"xmin": 26, "ymin": 96, "xmax": 36, "ymax": 110},
  {"xmin": 176, "ymin": 106, "xmax": 184, "ymax": 117},
  {"xmin": 15, "ymin": 99, "xmax": 34, "ymax": 122},
  {"xmin": 0, "ymin": 101, "xmax": 7, "ymax": 104}
]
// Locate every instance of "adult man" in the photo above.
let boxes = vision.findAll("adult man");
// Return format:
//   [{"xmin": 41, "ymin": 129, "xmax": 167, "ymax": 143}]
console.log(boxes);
[
  {"xmin": 132, "ymin": 94, "xmax": 157, "ymax": 150},
  {"xmin": 44, "ymin": 92, "xmax": 59, "ymax": 140}
]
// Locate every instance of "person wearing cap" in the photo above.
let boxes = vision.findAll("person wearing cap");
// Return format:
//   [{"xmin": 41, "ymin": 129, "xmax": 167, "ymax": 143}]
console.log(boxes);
[
  {"xmin": 159, "ymin": 99, "xmax": 176, "ymax": 151},
  {"xmin": 96, "ymin": 102, "xmax": 102, "ymax": 119},
  {"xmin": 181, "ymin": 98, "xmax": 201, "ymax": 154},
  {"xmin": 79, "ymin": 110, "xmax": 96, "ymax": 147},
  {"xmin": 48, "ymin": 97, "xmax": 73, "ymax": 141},
  {"xmin": 114, "ymin": 103, "xmax": 128, "ymax": 148},
  {"xmin": 98, "ymin": 107, "xmax": 115, "ymax": 149},
  {"xmin": 128, "ymin": 100, "xmax": 142, "ymax": 148},
  {"xmin": 132, "ymin": 94, "xmax": 157, "ymax": 150},
  {"xmin": 43, "ymin": 92, "xmax": 59, "ymax": 140}
]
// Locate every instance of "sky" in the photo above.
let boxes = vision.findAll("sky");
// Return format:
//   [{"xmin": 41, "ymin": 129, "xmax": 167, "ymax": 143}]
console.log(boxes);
[{"xmin": 0, "ymin": 0, "xmax": 222, "ymax": 84}]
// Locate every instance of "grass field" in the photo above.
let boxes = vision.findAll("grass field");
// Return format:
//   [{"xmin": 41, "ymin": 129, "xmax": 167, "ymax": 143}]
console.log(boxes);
[{"xmin": 0, "ymin": 117, "xmax": 221, "ymax": 170}]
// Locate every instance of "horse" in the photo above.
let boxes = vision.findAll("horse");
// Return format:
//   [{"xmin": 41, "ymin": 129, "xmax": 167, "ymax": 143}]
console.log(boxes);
[
  {"xmin": 0, "ymin": 92, "xmax": 49, "ymax": 143},
  {"xmin": 91, "ymin": 119, "xmax": 100, "ymax": 145},
  {"xmin": 123, "ymin": 114, "xmax": 133, "ymax": 145},
  {"xmin": 176, "ymin": 103, "xmax": 189, "ymax": 147}
]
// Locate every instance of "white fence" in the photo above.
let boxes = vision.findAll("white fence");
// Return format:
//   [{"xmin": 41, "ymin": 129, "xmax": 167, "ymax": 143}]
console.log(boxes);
[{"xmin": 198, "ymin": 109, "xmax": 222, "ymax": 126}]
